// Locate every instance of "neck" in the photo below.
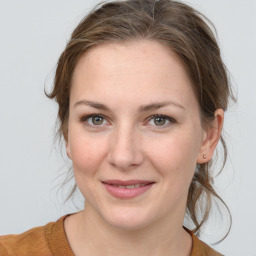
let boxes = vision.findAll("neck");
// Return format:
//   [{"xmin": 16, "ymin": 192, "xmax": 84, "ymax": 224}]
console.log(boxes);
[{"xmin": 65, "ymin": 205, "xmax": 192, "ymax": 256}]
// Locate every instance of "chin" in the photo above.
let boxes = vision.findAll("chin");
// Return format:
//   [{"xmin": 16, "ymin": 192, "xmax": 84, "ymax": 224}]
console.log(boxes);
[{"xmin": 101, "ymin": 206, "xmax": 154, "ymax": 231}]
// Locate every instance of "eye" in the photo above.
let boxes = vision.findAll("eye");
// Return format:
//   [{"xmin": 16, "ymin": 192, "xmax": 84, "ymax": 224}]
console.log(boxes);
[
  {"xmin": 147, "ymin": 114, "xmax": 175, "ymax": 128},
  {"xmin": 90, "ymin": 116, "xmax": 104, "ymax": 125},
  {"xmin": 80, "ymin": 114, "xmax": 108, "ymax": 127}
]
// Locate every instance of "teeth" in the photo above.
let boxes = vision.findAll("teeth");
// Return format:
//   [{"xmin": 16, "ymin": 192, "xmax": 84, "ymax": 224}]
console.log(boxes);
[
  {"xmin": 115, "ymin": 184, "xmax": 147, "ymax": 188},
  {"xmin": 126, "ymin": 185, "xmax": 135, "ymax": 188}
]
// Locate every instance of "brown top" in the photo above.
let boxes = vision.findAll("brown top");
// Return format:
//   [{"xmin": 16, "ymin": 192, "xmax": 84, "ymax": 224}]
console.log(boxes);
[{"xmin": 0, "ymin": 215, "xmax": 223, "ymax": 256}]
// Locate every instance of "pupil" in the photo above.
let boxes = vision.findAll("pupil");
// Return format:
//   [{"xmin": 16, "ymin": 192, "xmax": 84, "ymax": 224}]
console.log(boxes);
[
  {"xmin": 154, "ymin": 117, "xmax": 165, "ymax": 126},
  {"xmin": 92, "ymin": 116, "xmax": 103, "ymax": 125}
]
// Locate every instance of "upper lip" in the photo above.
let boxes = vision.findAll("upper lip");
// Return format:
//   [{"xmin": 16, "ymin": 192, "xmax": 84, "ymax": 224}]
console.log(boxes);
[{"xmin": 102, "ymin": 180, "xmax": 155, "ymax": 186}]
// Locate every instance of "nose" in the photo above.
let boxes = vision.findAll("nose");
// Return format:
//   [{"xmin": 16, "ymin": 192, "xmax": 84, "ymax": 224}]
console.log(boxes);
[{"xmin": 107, "ymin": 125, "xmax": 144, "ymax": 170}]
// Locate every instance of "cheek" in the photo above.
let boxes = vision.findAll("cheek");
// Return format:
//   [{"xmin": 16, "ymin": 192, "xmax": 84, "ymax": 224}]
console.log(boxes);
[
  {"xmin": 68, "ymin": 132, "xmax": 108, "ymax": 176},
  {"xmin": 147, "ymin": 131, "xmax": 200, "ymax": 183},
  {"xmin": 69, "ymin": 134, "xmax": 109, "ymax": 201}
]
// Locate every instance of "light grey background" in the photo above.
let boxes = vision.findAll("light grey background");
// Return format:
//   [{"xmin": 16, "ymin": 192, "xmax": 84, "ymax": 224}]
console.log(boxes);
[{"xmin": 0, "ymin": 1, "xmax": 255, "ymax": 255}]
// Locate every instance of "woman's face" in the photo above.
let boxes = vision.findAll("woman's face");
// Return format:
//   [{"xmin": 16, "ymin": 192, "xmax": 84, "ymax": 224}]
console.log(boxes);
[{"xmin": 67, "ymin": 40, "xmax": 208, "ymax": 230}]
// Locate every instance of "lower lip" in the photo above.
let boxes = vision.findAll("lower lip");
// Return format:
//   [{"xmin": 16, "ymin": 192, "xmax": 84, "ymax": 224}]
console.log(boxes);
[{"xmin": 103, "ymin": 183, "xmax": 154, "ymax": 199}]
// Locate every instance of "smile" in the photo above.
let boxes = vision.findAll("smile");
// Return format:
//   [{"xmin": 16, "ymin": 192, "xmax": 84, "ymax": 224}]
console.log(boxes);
[
  {"xmin": 111, "ymin": 184, "xmax": 148, "ymax": 188},
  {"xmin": 102, "ymin": 180, "xmax": 155, "ymax": 199}
]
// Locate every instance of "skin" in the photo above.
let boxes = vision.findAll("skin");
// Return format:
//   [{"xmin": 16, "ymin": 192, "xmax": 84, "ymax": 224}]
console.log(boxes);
[{"xmin": 64, "ymin": 40, "xmax": 224, "ymax": 256}]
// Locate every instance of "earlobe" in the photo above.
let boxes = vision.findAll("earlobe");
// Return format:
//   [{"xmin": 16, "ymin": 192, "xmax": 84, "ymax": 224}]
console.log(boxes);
[
  {"xmin": 197, "ymin": 109, "xmax": 224, "ymax": 164},
  {"xmin": 66, "ymin": 142, "xmax": 71, "ymax": 159}
]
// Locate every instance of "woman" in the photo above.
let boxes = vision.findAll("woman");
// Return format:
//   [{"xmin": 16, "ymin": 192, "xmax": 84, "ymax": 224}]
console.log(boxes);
[{"xmin": 0, "ymin": 0, "xmax": 234, "ymax": 255}]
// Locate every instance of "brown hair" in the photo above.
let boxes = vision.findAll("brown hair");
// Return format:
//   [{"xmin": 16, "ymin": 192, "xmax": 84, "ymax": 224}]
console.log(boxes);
[{"xmin": 46, "ymin": 0, "xmax": 234, "ymax": 237}]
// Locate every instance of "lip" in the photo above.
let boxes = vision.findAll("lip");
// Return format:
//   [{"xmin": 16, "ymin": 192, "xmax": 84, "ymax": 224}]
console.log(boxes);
[
  {"xmin": 102, "ymin": 180, "xmax": 155, "ymax": 199},
  {"xmin": 103, "ymin": 180, "xmax": 153, "ymax": 186}
]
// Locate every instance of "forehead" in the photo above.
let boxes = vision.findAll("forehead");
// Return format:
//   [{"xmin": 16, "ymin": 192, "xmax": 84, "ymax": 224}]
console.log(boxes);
[
  {"xmin": 74, "ymin": 40, "xmax": 184, "ymax": 78},
  {"xmin": 70, "ymin": 40, "xmax": 198, "ymax": 111}
]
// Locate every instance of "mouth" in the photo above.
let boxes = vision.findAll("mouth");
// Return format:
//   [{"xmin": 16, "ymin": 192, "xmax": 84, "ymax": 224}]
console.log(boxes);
[{"xmin": 102, "ymin": 180, "xmax": 155, "ymax": 199}]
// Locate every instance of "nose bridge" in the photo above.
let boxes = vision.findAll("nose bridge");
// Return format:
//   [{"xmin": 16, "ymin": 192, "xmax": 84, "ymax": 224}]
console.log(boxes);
[{"xmin": 107, "ymin": 122, "xmax": 143, "ymax": 170}]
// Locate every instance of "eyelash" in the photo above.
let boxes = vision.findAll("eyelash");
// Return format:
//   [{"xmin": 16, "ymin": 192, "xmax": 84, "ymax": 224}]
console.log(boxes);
[
  {"xmin": 80, "ymin": 113, "xmax": 176, "ymax": 129},
  {"xmin": 147, "ymin": 114, "xmax": 176, "ymax": 128},
  {"xmin": 80, "ymin": 114, "xmax": 108, "ymax": 128}
]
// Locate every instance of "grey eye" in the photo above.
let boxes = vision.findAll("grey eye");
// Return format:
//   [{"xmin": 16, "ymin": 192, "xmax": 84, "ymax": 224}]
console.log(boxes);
[
  {"xmin": 154, "ymin": 116, "xmax": 167, "ymax": 126},
  {"xmin": 91, "ymin": 116, "xmax": 104, "ymax": 125}
]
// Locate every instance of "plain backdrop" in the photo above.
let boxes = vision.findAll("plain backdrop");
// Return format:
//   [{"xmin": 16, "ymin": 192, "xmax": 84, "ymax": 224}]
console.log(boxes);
[{"xmin": 0, "ymin": 0, "xmax": 255, "ymax": 255}]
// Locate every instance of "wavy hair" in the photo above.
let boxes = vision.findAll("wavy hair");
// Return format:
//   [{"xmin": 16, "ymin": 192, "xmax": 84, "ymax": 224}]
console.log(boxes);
[{"xmin": 46, "ymin": 0, "xmax": 235, "ymax": 238}]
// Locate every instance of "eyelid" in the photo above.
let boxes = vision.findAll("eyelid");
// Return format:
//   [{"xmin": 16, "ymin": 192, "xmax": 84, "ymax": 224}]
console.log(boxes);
[
  {"xmin": 80, "ymin": 113, "xmax": 176, "ymax": 129},
  {"xmin": 80, "ymin": 113, "xmax": 106, "ymax": 122},
  {"xmin": 80, "ymin": 113, "xmax": 110, "ymax": 128},
  {"xmin": 146, "ymin": 114, "xmax": 176, "ymax": 128}
]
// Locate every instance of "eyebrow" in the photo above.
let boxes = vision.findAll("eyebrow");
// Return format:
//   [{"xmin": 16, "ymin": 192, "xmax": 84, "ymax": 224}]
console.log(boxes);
[{"xmin": 73, "ymin": 100, "xmax": 185, "ymax": 112}]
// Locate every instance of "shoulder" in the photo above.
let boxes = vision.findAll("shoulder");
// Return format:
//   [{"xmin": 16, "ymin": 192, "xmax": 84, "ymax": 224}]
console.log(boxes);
[
  {"xmin": 0, "ymin": 222, "xmax": 55, "ymax": 256},
  {"xmin": 0, "ymin": 216, "xmax": 70, "ymax": 256},
  {"xmin": 185, "ymin": 228, "xmax": 224, "ymax": 256}
]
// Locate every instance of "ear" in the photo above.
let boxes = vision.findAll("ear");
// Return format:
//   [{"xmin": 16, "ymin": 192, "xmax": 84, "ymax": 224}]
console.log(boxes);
[
  {"xmin": 197, "ymin": 109, "xmax": 224, "ymax": 164},
  {"xmin": 66, "ymin": 140, "xmax": 71, "ymax": 160}
]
